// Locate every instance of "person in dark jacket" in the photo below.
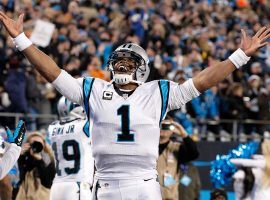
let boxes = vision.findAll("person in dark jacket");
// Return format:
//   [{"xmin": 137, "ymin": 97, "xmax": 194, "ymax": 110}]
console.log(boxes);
[
  {"xmin": 226, "ymin": 83, "xmax": 247, "ymax": 134},
  {"xmin": 157, "ymin": 119, "xmax": 199, "ymax": 200},
  {"xmin": 4, "ymin": 53, "xmax": 28, "ymax": 114},
  {"xmin": 258, "ymin": 78, "xmax": 270, "ymax": 134},
  {"xmin": 16, "ymin": 132, "xmax": 55, "ymax": 200}
]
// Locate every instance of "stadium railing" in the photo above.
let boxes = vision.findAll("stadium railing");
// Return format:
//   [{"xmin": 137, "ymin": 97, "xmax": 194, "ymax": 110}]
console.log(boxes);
[{"xmin": 0, "ymin": 112, "xmax": 269, "ymax": 141}]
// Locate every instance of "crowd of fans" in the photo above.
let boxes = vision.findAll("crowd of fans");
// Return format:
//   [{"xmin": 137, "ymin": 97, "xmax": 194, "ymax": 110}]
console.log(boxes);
[{"xmin": 0, "ymin": 0, "xmax": 270, "ymax": 140}]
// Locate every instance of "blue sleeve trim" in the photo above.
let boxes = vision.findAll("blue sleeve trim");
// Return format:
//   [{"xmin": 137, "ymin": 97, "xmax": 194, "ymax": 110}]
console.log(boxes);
[
  {"xmin": 83, "ymin": 121, "xmax": 90, "ymax": 138},
  {"xmin": 82, "ymin": 77, "xmax": 95, "ymax": 137},
  {"xmin": 158, "ymin": 80, "xmax": 170, "ymax": 124}
]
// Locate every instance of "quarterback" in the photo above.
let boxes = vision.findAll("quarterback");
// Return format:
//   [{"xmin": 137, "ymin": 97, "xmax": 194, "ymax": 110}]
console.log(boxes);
[
  {"xmin": 0, "ymin": 12, "xmax": 270, "ymax": 199},
  {"xmin": 48, "ymin": 97, "xmax": 94, "ymax": 200}
]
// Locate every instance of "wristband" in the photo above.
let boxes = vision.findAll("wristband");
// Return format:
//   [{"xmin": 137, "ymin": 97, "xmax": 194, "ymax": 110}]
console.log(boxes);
[
  {"xmin": 228, "ymin": 48, "xmax": 250, "ymax": 69},
  {"xmin": 12, "ymin": 32, "xmax": 32, "ymax": 51}
]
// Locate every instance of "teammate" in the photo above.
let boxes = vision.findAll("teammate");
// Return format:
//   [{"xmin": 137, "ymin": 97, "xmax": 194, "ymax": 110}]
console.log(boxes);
[
  {"xmin": 0, "ymin": 120, "xmax": 26, "ymax": 180},
  {"xmin": 0, "ymin": 12, "xmax": 270, "ymax": 199},
  {"xmin": 48, "ymin": 96, "xmax": 94, "ymax": 200}
]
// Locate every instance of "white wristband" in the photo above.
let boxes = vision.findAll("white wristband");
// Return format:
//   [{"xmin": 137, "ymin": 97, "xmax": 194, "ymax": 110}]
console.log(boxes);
[
  {"xmin": 12, "ymin": 32, "xmax": 32, "ymax": 51},
  {"xmin": 228, "ymin": 48, "xmax": 250, "ymax": 69}
]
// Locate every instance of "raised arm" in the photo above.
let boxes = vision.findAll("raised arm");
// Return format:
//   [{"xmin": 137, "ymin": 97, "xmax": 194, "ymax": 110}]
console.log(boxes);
[
  {"xmin": 0, "ymin": 13, "xmax": 60, "ymax": 82},
  {"xmin": 0, "ymin": 12, "xmax": 84, "ymax": 105},
  {"xmin": 193, "ymin": 27, "xmax": 270, "ymax": 92}
]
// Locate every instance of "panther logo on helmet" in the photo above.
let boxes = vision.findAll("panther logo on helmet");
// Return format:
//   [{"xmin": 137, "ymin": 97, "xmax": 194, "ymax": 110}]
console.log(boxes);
[
  {"xmin": 107, "ymin": 43, "xmax": 150, "ymax": 85},
  {"xmin": 57, "ymin": 96, "xmax": 86, "ymax": 119}
]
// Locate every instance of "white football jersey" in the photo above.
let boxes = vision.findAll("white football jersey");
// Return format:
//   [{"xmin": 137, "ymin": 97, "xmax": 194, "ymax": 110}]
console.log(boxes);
[
  {"xmin": 52, "ymin": 70, "xmax": 200, "ymax": 179},
  {"xmin": 48, "ymin": 118, "xmax": 94, "ymax": 184}
]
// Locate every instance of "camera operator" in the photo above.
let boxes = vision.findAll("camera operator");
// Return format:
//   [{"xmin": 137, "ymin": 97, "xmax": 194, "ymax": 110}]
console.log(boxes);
[
  {"xmin": 16, "ymin": 132, "xmax": 55, "ymax": 200},
  {"xmin": 157, "ymin": 119, "xmax": 199, "ymax": 200}
]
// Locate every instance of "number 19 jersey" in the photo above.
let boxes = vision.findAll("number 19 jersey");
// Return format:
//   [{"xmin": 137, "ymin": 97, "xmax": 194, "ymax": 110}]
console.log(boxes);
[{"xmin": 48, "ymin": 118, "xmax": 94, "ymax": 184}]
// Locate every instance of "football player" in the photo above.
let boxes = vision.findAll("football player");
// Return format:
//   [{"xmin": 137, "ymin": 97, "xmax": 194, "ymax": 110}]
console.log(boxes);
[
  {"xmin": 1, "ymin": 12, "xmax": 270, "ymax": 199},
  {"xmin": 48, "ymin": 96, "xmax": 94, "ymax": 200},
  {"xmin": 0, "ymin": 120, "xmax": 26, "ymax": 180}
]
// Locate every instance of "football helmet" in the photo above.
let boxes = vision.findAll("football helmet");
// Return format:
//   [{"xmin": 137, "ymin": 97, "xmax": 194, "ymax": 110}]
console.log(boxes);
[
  {"xmin": 57, "ymin": 96, "xmax": 86, "ymax": 119},
  {"xmin": 107, "ymin": 43, "xmax": 150, "ymax": 85}
]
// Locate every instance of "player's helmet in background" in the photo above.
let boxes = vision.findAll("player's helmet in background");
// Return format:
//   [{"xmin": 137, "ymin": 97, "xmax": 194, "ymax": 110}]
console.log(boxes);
[
  {"xmin": 57, "ymin": 96, "xmax": 86, "ymax": 119},
  {"xmin": 107, "ymin": 43, "xmax": 150, "ymax": 85}
]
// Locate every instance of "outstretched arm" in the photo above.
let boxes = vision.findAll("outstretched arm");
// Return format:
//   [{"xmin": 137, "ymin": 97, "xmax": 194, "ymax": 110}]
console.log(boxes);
[
  {"xmin": 230, "ymin": 158, "xmax": 265, "ymax": 169},
  {"xmin": 0, "ymin": 12, "xmax": 84, "ymax": 105},
  {"xmin": 0, "ymin": 13, "xmax": 61, "ymax": 82},
  {"xmin": 0, "ymin": 143, "xmax": 21, "ymax": 180},
  {"xmin": 193, "ymin": 27, "xmax": 270, "ymax": 92}
]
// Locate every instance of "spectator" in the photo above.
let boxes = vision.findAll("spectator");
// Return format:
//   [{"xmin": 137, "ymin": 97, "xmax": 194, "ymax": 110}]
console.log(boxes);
[
  {"xmin": 249, "ymin": 62, "xmax": 263, "ymax": 76},
  {"xmin": 35, "ymin": 73, "xmax": 56, "ymax": 129},
  {"xmin": 189, "ymin": 87, "xmax": 219, "ymax": 141},
  {"xmin": 16, "ymin": 132, "xmax": 55, "ymax": 200},
  {"xmin": 226, "ymin": 83, "xmax": 248, "ymax": 141},
  {"xmin": 157, "ymin": 120, "xmax": 199, "ymax": 200},
  {"xmin": 244, "ymin": 75, "xmax": 262, "ymax": 135},
  {"xmin": 4, "ymin": 53, "xmax": 28, "ymax": 114},
  {"xmin": 258, "ymin": 78, "xmax": 270, "ymax": 135}
]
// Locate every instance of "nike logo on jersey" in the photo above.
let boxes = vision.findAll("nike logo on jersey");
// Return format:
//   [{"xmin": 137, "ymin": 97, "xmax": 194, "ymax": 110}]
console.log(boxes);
[{"xmin": 102, "ymin": 91, "xmax": 113, "ymax": 100}]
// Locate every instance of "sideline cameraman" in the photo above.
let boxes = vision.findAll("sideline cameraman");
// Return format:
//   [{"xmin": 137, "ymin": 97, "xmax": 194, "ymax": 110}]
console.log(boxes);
[
  {"xmin": 16, "ymin": 132, "xmax": 55, "ymax": 200},
  {"xmin": 157, "ymin": 120, "xmax": 199, "ymax": 200}
]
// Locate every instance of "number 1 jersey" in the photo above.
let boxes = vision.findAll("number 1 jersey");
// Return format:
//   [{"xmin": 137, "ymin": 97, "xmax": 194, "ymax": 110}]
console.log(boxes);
[{"xmin": 52, "ymin": 70, "xmax": 200, "ymax": 180}]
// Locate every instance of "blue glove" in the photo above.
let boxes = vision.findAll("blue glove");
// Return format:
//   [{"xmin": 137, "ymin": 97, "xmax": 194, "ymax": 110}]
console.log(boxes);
[{"xmin": 5, "ymin": 120, "xmax": 26, "ymax": 147}]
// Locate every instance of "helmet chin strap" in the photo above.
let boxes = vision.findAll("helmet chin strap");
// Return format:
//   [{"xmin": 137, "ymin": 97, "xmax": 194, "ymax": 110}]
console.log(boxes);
[{"xmin": 112, "ymin": 73, "xmax": 143, "ymax": 85}]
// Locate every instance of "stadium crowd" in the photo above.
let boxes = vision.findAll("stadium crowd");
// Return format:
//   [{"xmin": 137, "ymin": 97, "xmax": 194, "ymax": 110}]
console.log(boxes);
[{"xmin": 0, "ymin": 0, "xmax": 270, "ymax": 141}]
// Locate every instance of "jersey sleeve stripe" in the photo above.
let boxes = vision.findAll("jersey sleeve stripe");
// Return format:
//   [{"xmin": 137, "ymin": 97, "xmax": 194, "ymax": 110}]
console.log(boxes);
[
  {"xmin": 82, "ymin": 77, "xmax": 95, "ymax": 137},
  {"xmin": 158, "ymin": 80, "xmax": 170, "ymax": 123},
  {"xmin": 83, "ymin": 121, "xmax": 90, "ymax": 138}
]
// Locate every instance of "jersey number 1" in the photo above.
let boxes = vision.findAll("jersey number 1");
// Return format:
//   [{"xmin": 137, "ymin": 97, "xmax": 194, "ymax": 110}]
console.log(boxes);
[{"xmin": 117, "ymin": 105, "xmax": 134, "ymax": 142}]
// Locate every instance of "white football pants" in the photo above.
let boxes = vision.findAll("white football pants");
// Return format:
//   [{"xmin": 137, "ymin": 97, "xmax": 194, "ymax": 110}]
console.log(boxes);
[
  {"xmin": 50, "ymin": 182, "xmax": 92, "ymax": 200},
  {"xmin": 92, "ymin": 177, "xmax": 162, "ymax": 200}
]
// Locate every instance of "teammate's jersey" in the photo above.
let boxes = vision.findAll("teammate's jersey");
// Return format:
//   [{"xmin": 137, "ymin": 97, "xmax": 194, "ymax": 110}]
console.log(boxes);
[
  {"xmin": 48, "ymin": 118, "xmax": 94, "ymax": 184},
  {"xmin": 0, "ymin": 142, "xmax": 21, "ymax": 180},
  {"xmin": 52, "ymin": 70, "xmax": 200, "ymax": 179}
]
